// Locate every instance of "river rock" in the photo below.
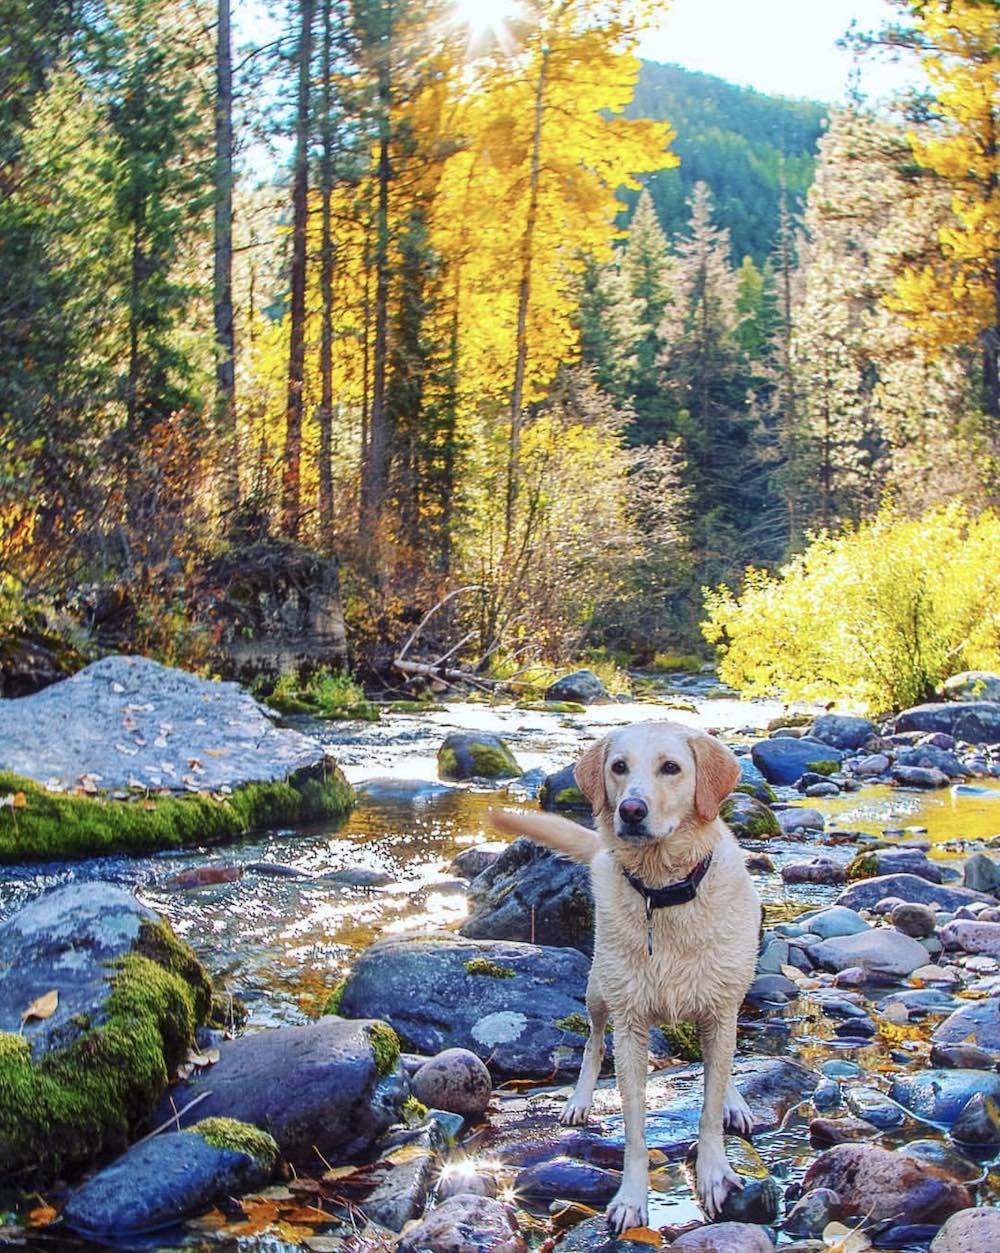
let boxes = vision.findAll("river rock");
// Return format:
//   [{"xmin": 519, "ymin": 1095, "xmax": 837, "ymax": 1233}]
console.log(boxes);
[
  {"xmin": 721, "ymin": 792, "xmax": 781, "ymax": 839},
  {"xmin": 750, "ymin": 737, "xmax": 843, "ymax": 785},
  {"xmin": 461, "ymin": 838, "xmax": 593, "ymax": 954},
  {"xmin": 889, "ymin": 1068, "xmax": 1000, "ymax": 1124},
  {"xmin": 836, "ymin": 873, "xmax": 991, "ymax": 913},
  {"xmin": 776, "ymin": 807, "xmax": 825, "ymax": 833},
  {"xmin": 356, "ymin": 1123, "xmax": 442, "ymax": 1231},
  {"xmin": 782, "ymin": 857, "xmax": 846, "ymax": 885},
  {"xmin": 515, "ymin": 1156, "xmax": 620, "ymax": 1203},
  {"xmin": 844, "ymin": 1085, "xmax": 905, "ymax": 1129},
  {"xmin": 452, "ymin": 843, "xmax": 508, "ymax": 880},
  {"xmin": 412, "ymin": 1049, "xmax": 493, "ymax": 1119},
  {"xmin": 670, "ymin": 1223, "xmax": 775, "ymax": 1251},
  {"xmin": 811, "ymin": 926, "xmax": 929, "ymax": 977},
  {"xmin": 149, "ymin": 1016, "xmax": 407, "ymax": 1168},
  {"xmin": 900, "ymin": 1139, "xmax": 985, "ymax": 1184},
  {"xmin": 930, "ymin": 1042, "xmax": 995, "ymax": 1069},
  {"xmin": 896, "ymin": 745, "xmax": 972, "ymax": 778},
  {"xmin": 397, "ymin": 1193, "xmax": 526, "ymax": 1253},
  {"xmin": 336, "ymin": 934, "xmax": 590, "ymax": 1078},
  {"xmin": 847, "ymin": 846, "xmax": 943, "ymax": 883},
  {"xmin": 809, "ymin": 714, "xmax": 877, "ymax": 750},
  {"xmin": 809, "ymin": 1116, "xmax": 879, "ymax": 1145},
  {"xmin": 538, "ymin": 764, "xmax": 588, "ymax": 811},
  {"xmin": 895, "ymin": 700, "xmax": 1000, "ymax": 744},
  {"xmin": 0, "ymin": 654, "xmax": 343, "ymax": 796},
  {"xmin": 545, "ymin": 669, "xmax": 608, "ymax": 704},
  {"xmin": 932, "ymin": 998, "xmax": 1000, "ymax": 1050},
  {"xmin": 939, "ymin": 919, "xmax": 1000, "ymax": 958},
  {"xmin": 891, "ymin": 901, "xmax": 936, "ymax": 938},
  {"xmin": 964, "ymin": 853, "xmax": 1000, "ymax": 896},
  {"xmin": 737, "ymin": 755, "xmax": 776, "ymax": 802},
  {"xmin": 930, "ymin": 1206, "xmax": 1000, "ymax": 1251},
  {"xmin": 892, "ymin": 764, "xmax": 951, "ymax": 789},
  {"xmin": 799, "ymin": 905, "xmax": 870, "ymax": 939},
  {"xmin": 854, "ymin": 753, "xmax": 890, "ymax": 776},
  {"xmin": 557, "ymin": 1217, "xmax": 670, "ymax": 1252},
  {"xmin": 785, "ymin": 1187, "xmax": 840, "ymax": 1238},
  {"xmin": 62, "ymin": 1122, "xmax": 276, "ymax": 1237},
  {"xmin": 802, "ymin": 1143, "xmax": 971, "ymax": 1224},
  {"xmin": 940, "ymin": 671, "xmax": 1000, "ymax": 703},
  {"xmin": 716, "ymin": 1136, "xmax": 782, "ymax": 1224},
  {"xmin": 0, "ymin": 882, "xmax": 211, "ymax": 1178},
  {"xmin": 438, "ymin": 733, "xmax": 520, "ymax": 781},
  {"xmin": 950, "ymin": 1092, "xmax": 1000, "ymax": 1146}
]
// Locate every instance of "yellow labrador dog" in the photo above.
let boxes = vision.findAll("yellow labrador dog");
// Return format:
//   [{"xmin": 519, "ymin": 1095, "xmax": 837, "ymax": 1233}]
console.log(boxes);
[{"xmin": 492, "ymin": 721, "xmax": 761, "ymax": 1232}]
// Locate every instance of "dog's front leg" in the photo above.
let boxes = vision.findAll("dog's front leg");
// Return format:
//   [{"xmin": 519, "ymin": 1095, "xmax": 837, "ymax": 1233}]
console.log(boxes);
[
  {"xmin": 606, "ymin": 1018, "xmax": 649, "ymax": 1233},
  {"xmin": 561, "ymin": 983, "xmax": 608, "ymax": 1126},
  {"xmin": 696, "ymin": 1014, "xmax": 743, "ymax": 1218}
]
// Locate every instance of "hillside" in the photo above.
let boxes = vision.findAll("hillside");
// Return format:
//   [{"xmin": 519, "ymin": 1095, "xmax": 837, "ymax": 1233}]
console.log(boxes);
[{"xmin": 629, "ymin": 62, "xmax": 829, "ymax": 263}]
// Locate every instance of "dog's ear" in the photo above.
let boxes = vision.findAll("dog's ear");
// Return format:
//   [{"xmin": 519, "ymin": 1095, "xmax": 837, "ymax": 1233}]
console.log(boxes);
[
  {"xmin": 574, "ymin": 736, "xmax": 610, "ymax": 817},
  {"xmin": 689, "ymin": 734, "xmax": 741, "ymax": 823}
]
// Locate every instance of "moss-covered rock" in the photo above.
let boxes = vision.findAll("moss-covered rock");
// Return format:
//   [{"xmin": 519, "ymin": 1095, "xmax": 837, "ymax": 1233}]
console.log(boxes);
[
  {"xmin": 187, "ymin": 1117, "xmax": 278, "ymax": 1171},
  {"xmin": 721, "ymin": 793, "xmax": 781, "ymax": 841},
  {"xmin": 539, "ymin": 763, "xmax": 590, "ymax": 812},
  {"xmin": 516, "ymin": 700, "xmax": 587, "ymax": 714},
  {"xmin": 660, "ymin": 1021, "xmax": 702, "ymax": 1061},
  {"xmin": 0, "ymin": 885, "xmax": 211, "ymax": 1181},
  {"xmin": 805, "ymin": 759, "xmax": 840, "ymax": 777},
  {"xmin": 464, "ymin": 957, "xmax": 516, "ymax": 978},
  {"xmin": 437, "ymin": 733, "xmax": 520, "ymax": 781}
]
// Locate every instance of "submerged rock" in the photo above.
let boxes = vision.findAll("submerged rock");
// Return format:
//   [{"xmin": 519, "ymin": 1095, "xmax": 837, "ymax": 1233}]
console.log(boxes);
[
  {"xmin": 801, "ymin": 1142, "xmax": 971, "ymax": 1224},
  {"xmin": 461, "ymin": 838, "xmax": 593, "ymax": 954},
  {"xmin": 545, "ymin": 669, "xmax": 609, "ymax": 704},
  {"xmin": 715, "ymin": 1136, "xmax": 782, "ymax": 1224},
  {"xmin": 62, "ymin": 1120, "xmax": 276, "ymax": 1237},
  {"xmin": 358, "ymin": 777, "xmax": 454, "ymax": 802},
  {"xmin": 515, "ymin": 1155, "xmax": 620, "ymax": 1203},
  {"xmin": 932, "ymin": 999, "xmax": 1000, "ymax": 1051},
  {"xmin": 889, "ymin": 1068, "xmax": 1000, "ymax": 1125},
  {"xmin": 396, "ymin": 1193, "xmax": 526, "ymax": 1253},
  {"xmin": 0, "ymin": 882, "xmax": 211, "ymax": 1180},
  {"xmin": 438, "ymin": 733, "xmax": 520, "ymax": 781},
  {"xmin": 336, "ymin": 934, "xmax": 590, "ymax": 1078},
  {"xmin": 750, "ymin": 737, "xmax": 843, "ymax": 785}
]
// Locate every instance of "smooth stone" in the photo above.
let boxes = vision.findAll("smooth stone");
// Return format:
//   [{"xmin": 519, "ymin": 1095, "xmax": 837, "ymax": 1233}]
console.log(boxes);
[
  {"xmin": 940, "ymin": 919, "xmax": 1000, "ymax": 959},
  {"xmin": 889, "ymin": 1068, "xmax": 1000, "ymax": 1124},
  {"xmin": 451, "ymin": 843, "xmax": 508, "ymax": 880},
  {"xmin": 758, "ymin": 938, "xmax": 790, "ymax": 973},
  {"xmin": 877, "ymin": 988, "xmax": 958, "ymax": 1017},
  {"xmin": 895, "ymin": 701, "xmax": 1000, "ymax": 745},
  {"xmin": 801, "ymin": 1143, "xmax": 971, "ymax": 1224},
  {"xmin": 854, "ymin": 753, "xmax": 890, "ymax": 776},
  {"xmin": 396, "ymin": 1193, "xmax": 526, "ymax": 1253},
  {"xmin": 461, "ymin": 838, "xmax": 593, "ymax": 955},
  {"xmin": 412, "ymin": 1049, "xmax": 493, "ymax": 1119},
  {"xmin": 716, "ymin": 1137, "xmax": 782, "ymax": 1224},
  {"xmin": 738, "ymin": 755, "xmax": 776, "ymax": 803},
  {"xmin": 721, "ymin": 792, "xmax": 781, "ymax": 840},
  {"xmin": 821, "ymin": 1060, "xmax": 863, "ymax": 1079},
  {"xmin": 538, "ymin": 764, "xmax": 589, "ymax": 811},
  {"xmin": 545, "ymin": 669, "xmax": 608, "ymax": 705},
  {"xmin": 912, "ymin": 963, "xmax": 963, "ymax": 985},
  {"xmin": 515, "ymin": 1156, "xmax": 620, "ymax": 1203},
  {"xmin": 891, "ymin": 901, "xmax": 936, "ymax": 938},
  {"xmin": 813, "ymin": 1078, "xmax": 841, "ymax": 1110},
  {"xmin": 939, "ymin": 671, "xmax": 1000, "ymax": 703},
  {"xmin": 964, "ymin": 853, "xmax": 1000, "ymax": 896},
  {"xmin": 930, "ymin": 1206, "xmax": 1000, "ymax": 1251},
  {"xmin": 805, "ymin": 782, "xmax": 840, "ymax": 797},
  {"xmin": 896, "ymin": 745, "xmax": 973, "ymax": 778},
  {"xmin": 745, "ymin": 851, "xmax": 776, "ymax": 872},
  {"xmin": 929, "ymin": 1042, "xmax": 995, "ymax": 1069},
  {"xmin": 950, "ymin": 1092, "xmax": 1000, "ymax": 1146},
  {"xmin": 782, "ymin": 857, "xmax": 846, "ymax": 885},
  {"xmin": 438, "ymin": 733, "xmax": 520, "ymax": 781},
  {"xmin": 783, "ymin": 1187, "xmax": 840, "ymax": 1238},
  {"xmin": 670, "ymin": 1224, "xmax": 775, "ymax": 1251},
  {"xmin": 847, "ymin": 846, "xmax": 943, "ymax": 883},
  {"xmin": 744, "ymin": 972, "xmax": 799, "ymax": 1006},
  {"xmin": 900, "ymin": 1139, "xmax": 985, "ymax": 1184},
  {"xmin": 811, "ymin": 927, "xmax": 930, "ymax": 977},
  {"xmin": 776, "ymin": 807, "xmax": 825, "ymax": 833},
  {"xmin": 809, "ymin": 714, "xmax": 877, "ymax": 751},
  {"xmin": 149, "ymin": 1017, "xmax": 407, "ymax": 1168},
  {"xmin": 361, "ymin": 1124, "xmax": 442, "ymax": 1231},
  {"xmin": 836, "ymin": 874, "xmax": 992, "ymax": 913},
  {"xmin": 359, "ymin": 777, "xmax": 454, "ymax": 802},
  {"xmin": 844, "ymin": 1085, "xmax": 906, "ymax": 1129},
  {"xmin": 932, "ymin": 999, "xmax": 1000, "ymax": 1050},
  {"xmin": 799, "ymin": 906, "xmax": 871, "ymax": 939},
  {"xmin": 61, "ymin": 1128, "xmax": 274, "ymax": 1236},
  {"xmin": 809, "ymin": 1116, "xmax": 879, "ymax": 1145},
  {"xmin": 892, "ymin": 764, "xmax": 951, "ymax": 789},
  {"xmin": 750, "ymin": 737, "xmax": 843, "ymax": 785}
]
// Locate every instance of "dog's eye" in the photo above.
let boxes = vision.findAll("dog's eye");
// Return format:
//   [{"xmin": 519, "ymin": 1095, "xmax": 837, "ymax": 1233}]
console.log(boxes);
[
  {"xmin": 659, "ymin": 760, "xmax": 681, "ymax": 775},
  {"xmin": 610, "ymin": 759, "xmax": 628, "ymax": 776}
]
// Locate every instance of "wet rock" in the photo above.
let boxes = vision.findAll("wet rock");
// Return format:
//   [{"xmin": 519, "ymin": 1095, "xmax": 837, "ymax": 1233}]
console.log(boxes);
[
  {"xmin": 515, "ymin": 1155, "xmax": 620, "ymax": 1203},
  {"xmin": 809, "ymin": 1116, "xmax": 879, "ymax": 1145},
  {"xmin": 461, "ymin": 838, "xmax": 593, "ymax": 955},
  {"xmin": 847, "ymin": 846, "xmax": 942, "ymax": 883},
  {"xmin": 836, "ymin": 873, "xmax": 991, "ymax": 913},
  {"xmin": 784, "ymin": 1187, "xmax": 840, "ymax": 1238},
  {"xmin": 930, "ymin": 1206, "xmax": 1000, "ymax": 1251},
  {"xmin": 716, "ymin": 1136, "xmax": 782, "ymax": 1224},
  {"xmin": 359, "ymin": 1124, "xmax": 442, "ymax": 1231},
  {"xmin": 804, "ymin": 781, "xmax": 839, "ymax": 797},
  {"xmin": 809, "ymin": 714, "xmax": 877, "ymax": 751},
  {"xmin": 671, "ymin": 1222, "xmax": 775, "ymax": 1251},
  {"xmin": 62, "ymin": 1122, "xmax": 276, "ymax": 1237},
  {"xmin": 930, "ymin": 1042, "xmax": 995, "ymax": 1069},
  {"xmin": 162, "ymin": 863, "xmax": 244, "ymax": 890},
  {"xmin": 397, "ymin": 1193, "xmax": 526, "ymax": 1253},
  {"xmin": 853, "ymin": 753, "xmax": 890, "ymax": 777},
  {"xmin": 799, "ymin": 905, "xmax": 871, "ymax": 939},
  {"xmin": 438, "ymin": 733, "xmax": 520, "ymax": 781},
  {"xmin": 721, "ymin": 791, "xmax": 781, "ymax": 840},
  {"xmin": 813, "ymin": 1078, "xmax": 841, "ymax": 1110},
  {"xmin": 950, "ymin": 1091, "xmax": 1000, "ymax": 1147},
  {"xmin": 939, "ymin": 671, "xmax": 1000, "ymax": 703},
  {"xmin": 776, "ymin": 807, "xmax": 825, "ymax": 833},
  {"xmin": 359, "ymin": 777, "xmax": 455, "ymax": 802},
  {"xmin": 545, "ymin": 669, "xmax": 608, "ymax": 705},
  {"xmin": 878, "ymin": 988, "xmax": 958, "ymax": 1017},
  {"xmin": 891, "ymin": 901, "xmax": 936, "ymax": 938},
  {"xmin": 802, "ymin": 1143, "xmax": 971, "ymax": 1224},
  {"xmin": 412, "ymin": 1049, "xmax": 493, "ymax": 1119},
  {"xmin": 900, "ymin": 1139, "xmax": 985, "ymax": 1184},
  {"xmin": 336, "ymin": 934, "xmax": 590, "ymax": 1078},
  {"xmin": 750, "ymin": 737, "xmax": 843, "ymax": 785},
  {"xmin": 811, "ymin": 926, "xmax": 930, "ymax": 977},
  {"xmin": 889, "ymin": 1068, "xmax": 1000, "ymax": 1124},
  {"xmin": 757, "ymin": 937, "xmax": 789, "ymax": 973},
  {"xmin": 0, "ymin": 882, "xmax": 211, "ymax": 1178},
  {"xmin": 149, "ymin": 1016, "xmax": 407, "ymax": 1169},
  {"xmin": 437, "ymin": 1168, "xmax": 498, "ymax": 1201},
  {"xmin": 781, "ymin": 856, "xmax": 846, "ymax": 885},
  {"xmin": 939, "ymin": 919, "xmax": 1000, "ymax": 958},
  {"xmin": 894, "ymin": 700, "xmax": 1000, "ymax": 744},
  {"xmin": 539, "ymin": 764, "xmax": 589, "ymax": 811},
  {"xmin": 896, "ymin": 745, "xmax": 972, "ymax": 778},
  {"xmin": 744, "ymin": 972, "xmax": 800, "ymax": 1006},
  {"xmin": 844, "ymin": 1085, "xmax": 905, "ymax": 1129},
  {"xmin": 892, "ymin": 764, "xmax": 951, "ymax": 788},
  {"xmin": 557, "ymin": 1217, "xmax": 668, "ymax": 1252},
  {"xmin": 737, "ymin": 755, "xmax": 777, "ymax": 802},
  {"xmin": 451, "ymin": 843, "xmax": 508, "ymax": 880},
  {"xmin": 932, "ymin": 998, "xmax": 1000, "ymax": 1050},
  {"xmin": 964, "ymin": 853, "xmax": 1000, "ymax": 896},
  {"xmin": 745, "ymin": 851, "xmax": 776, "ymax": 872}
]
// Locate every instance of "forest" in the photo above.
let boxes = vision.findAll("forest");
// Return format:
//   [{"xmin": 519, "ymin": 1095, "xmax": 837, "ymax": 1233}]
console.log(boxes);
[{"xmin": 1, "ymin": 0, "xmax": 998, "ymax": 706}]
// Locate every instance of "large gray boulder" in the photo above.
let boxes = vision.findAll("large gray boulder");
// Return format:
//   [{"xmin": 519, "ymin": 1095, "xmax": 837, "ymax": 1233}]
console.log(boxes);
[
  {"xmin": 894, "ymin": 701, "xmax": 1000, "ymax": 744},
  {"xmin": 940, "ymin": 672, "xmax": 1000, "ymax": 703},
  {"xmin": 461, "ymin": 838, "xmax": 594, "ymax": 955},
  {"xmin": 750, "ymin": 737, "xmax": 843, "ymax": 785},
  {"xmin": 932, "ymin": 999, "xmax": 1000, "ymax": 1051},
  {"xmin": 336, "ymin": 934, "xmax": 591, "ymax": 1078},
  {"xmin": 0, "ymin": 883, "xmax": 211, "ymax": 1179},
  {"xmin": 808, "ymin": 714, "xmax": 877, "ymax": 750},
  {"xmin": 836, "ymin": 873, "xmax": 992, "ymax": 913},
  {"xmin": 931, "ymin": 1207, "xmax": 1000, "ymax": 1251},
  {"xmin": 811, "ymin": 926, "xmax": 929, "ymax": 977},
  {"xmin": 149, "ymin": 1016, "xmax": 408, "ymax": 1169},
  {"xmin": 545, "ymin": 669, "xmax": 609, "ymax": 704}
]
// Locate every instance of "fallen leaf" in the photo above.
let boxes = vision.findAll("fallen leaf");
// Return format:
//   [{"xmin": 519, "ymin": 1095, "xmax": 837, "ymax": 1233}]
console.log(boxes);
[
  {"xmin": 27, "ymin": 1205, "xmax": 57, "ymax": 1228},
  {"xmin": 619, "ymin": 1229, "xmax": 662, "ymax": 1247},
  {"xmin": 12, "ymin": 792, "xmax": 26, "ymax": 809},
  {"xmin": 21, "ymin": 989, "xmax": 58, "ymax": 1027},
  {"xmin": 321, "ymin": 1164, "xmax": 367, "ymax": 1183},
  {"xmin": 185, "ymin": 1206, "xmax": 228, "ymax": 1232},
  {"xmin": 383, "ymin": 1145, "xmax": 431, "ymax": 1166}
]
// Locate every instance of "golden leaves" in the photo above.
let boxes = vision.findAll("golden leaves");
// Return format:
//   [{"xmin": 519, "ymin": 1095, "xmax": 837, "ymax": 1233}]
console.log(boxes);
[{"xmin": 20, "ymin": 989, "xmax": 58, "ymax": 1029}]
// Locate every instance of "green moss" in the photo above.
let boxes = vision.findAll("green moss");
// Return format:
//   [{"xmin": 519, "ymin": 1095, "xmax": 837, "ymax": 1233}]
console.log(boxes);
[
  {"xmin": 733, "ymin": 782, "xmax": 778, "ymax": 804},
  {"xmin": 805, "ymin": 759, "xmax": 839, "ymax": 777},
  {"xmin": 266, "ymin": 668, "xmax": 380, "ymax": 722},
  {"xmin": 516, "ymin": 700, "xmax": 587, "ymax": 714},
  {"xmin": 464, "ymin": 958, "xmax": 516, "ymax": 979},
  {"xmin": 846, "ymin": 852, "xmax": 880, "ymax": 881},
  {"xmin": 208, "ymin": 991, "xmax": 248, "ymax": 1031},
  {"xmin": 323, "ymin": 979, "xmax": 347, "ymax": 1016},
  {"xmin": 648, "ymin": 653, "xmax": 703, "ymax": 674},
  {"xmin": 401, "ymin": 1096, "xmax": 429, "ymax": 1125},
  {"xmin": 368, "ymin": 1022, "xmax": 400, "ymax": 1078},
  {"xmin": 721, "ymin": 796, "xmax": 780, "ymax": 839},
  {"xmin": 0, "ymin": 922, "xmax": 210, "ymax": 1181},
  {"xmin": 553, "ymin": 786, "xmax": 588, "ymax": 808},
  {"xmin": 188, "ymin": 1117, "xmax": 278, "ymax": 1169},
  {"xmin": 555, "ymin": 1012, "xmax": 590, "ymax": 1036},
  {"xmin": 660, "ymin": 1022, "xmax": 702, "ymax": 1061},
  {"xmin": 437, "ymin": 747, "xmax": 459, "ymax": 780},
  {"xmin": 469, "ymin": 744, "xmax": 518, "ymax": 778},
  {"xmin": 0, "ymin": 767, "xmax": 354, "ymax": 864},
  {"xmin": 381, "ymin": 700, "xmax": 447, "ymax": 714}
]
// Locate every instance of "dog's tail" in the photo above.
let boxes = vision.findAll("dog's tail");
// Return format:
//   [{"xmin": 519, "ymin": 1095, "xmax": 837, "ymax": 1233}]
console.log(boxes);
[{"xmin": 489, "ymin": 809, "xmax": 600, "ymax": 865}]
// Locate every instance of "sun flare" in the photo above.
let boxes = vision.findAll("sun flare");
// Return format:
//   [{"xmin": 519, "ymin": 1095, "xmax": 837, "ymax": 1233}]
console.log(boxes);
[{"xmin": 449, "ymin": 0, "xmax": 523, "ymax": 41}]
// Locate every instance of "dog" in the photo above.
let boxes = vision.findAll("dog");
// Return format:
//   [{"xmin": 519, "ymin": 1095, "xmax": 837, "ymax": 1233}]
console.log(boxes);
[{"xmin": 491, "ymin": 721, "xmax": 761, "ymax": 1232}]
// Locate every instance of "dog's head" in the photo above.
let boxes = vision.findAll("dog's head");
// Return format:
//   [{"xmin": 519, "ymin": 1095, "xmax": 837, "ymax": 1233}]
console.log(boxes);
[{"xmin": 574, "ymin": 721, "xmax": 739, "ymax": 844}]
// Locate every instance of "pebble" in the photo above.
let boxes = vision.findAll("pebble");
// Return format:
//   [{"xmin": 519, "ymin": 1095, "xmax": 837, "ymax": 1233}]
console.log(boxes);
[
  {"xmin": 891, "ymin": 901, "xmax": 936, "ymax": 938},
  {"xmin": 412, "ymin": 1049, "xmax": 493, "ymax": 1119},
  {"xmin": 809, "ymin": 1116, "xmax": 879, "ymax": 1145}
]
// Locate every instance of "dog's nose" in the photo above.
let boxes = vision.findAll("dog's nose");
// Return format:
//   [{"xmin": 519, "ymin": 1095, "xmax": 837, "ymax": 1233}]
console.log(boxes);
[{"xmin": 618, "ymin": 798, "xmax": 648, "ymax": 825}]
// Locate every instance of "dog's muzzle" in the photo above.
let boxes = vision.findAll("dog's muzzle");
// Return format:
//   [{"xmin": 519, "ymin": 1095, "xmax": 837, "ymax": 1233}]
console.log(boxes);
[{"xmin": 616, "ymin": 797, "xmax": 651, "ymax": 840}]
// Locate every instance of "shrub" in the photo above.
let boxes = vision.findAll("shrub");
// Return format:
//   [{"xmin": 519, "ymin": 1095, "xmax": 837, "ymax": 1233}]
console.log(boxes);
[{"xmin": 701, "ymin": 504, "xmax": 1000, "ymax": 712}]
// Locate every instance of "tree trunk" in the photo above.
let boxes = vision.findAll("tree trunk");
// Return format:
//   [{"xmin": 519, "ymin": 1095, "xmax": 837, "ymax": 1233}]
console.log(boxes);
[
  {"xmin": 213, "ymin": 0, "xmax": 237, "ymax": 512},
  {"xmin": 281, "ymin": 0, "xmax": 314, "ymax": 540},
  {"xmin": 505, "ymin": 43, "xmax": 549, "ymax": 549},
  {"xmin": 317, "ymin": 0, "xmax": 335, "ymax": 548}
]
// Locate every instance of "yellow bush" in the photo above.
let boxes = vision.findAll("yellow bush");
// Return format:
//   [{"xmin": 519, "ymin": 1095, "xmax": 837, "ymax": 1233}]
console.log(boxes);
[{"xmin": 701, "ymin": 505, "xmax": 1000, "ymax": 712}]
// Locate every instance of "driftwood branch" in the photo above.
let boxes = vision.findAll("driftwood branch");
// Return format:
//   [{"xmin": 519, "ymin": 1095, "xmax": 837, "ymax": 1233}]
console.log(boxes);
[{"xmin": 396, "ymin": 585, "xmax": 485, "ymax": 664}]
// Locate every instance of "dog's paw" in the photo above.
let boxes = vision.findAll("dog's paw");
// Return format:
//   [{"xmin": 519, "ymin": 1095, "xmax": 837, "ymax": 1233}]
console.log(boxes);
[
  {"xmin": 560, "ymin": 1095, "xmax": 592, "ymax": 1126},
  {"xmin": 723, "ymin": 1086, "xmax": 754, "ymax": 1137},
  {"xmin": 606, "ymin": 1187, "xmax": 647, "ymax": 1234},
  {"xmin": 696, "ymin": 1151, "xmax": 743, "ymax": 1219}
]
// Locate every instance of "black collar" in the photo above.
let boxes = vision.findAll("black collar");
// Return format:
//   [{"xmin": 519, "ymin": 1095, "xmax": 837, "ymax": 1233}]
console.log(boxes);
[{"xmin": 622, "ymin": 852, "xmax": 713, "ymax": 910}]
